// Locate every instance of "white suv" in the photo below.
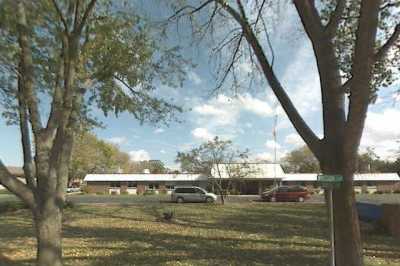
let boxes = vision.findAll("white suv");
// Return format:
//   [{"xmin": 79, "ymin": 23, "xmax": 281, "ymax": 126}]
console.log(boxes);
[{"xmin": 171, "ymin": 186, "xmax": 217, "ymax": 203}]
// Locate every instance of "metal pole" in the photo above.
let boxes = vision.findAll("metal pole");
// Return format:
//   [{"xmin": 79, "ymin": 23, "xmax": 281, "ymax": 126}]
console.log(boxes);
[{"xmin": 328, "ymin": 188, "xmax": 335, "ymax": 266}]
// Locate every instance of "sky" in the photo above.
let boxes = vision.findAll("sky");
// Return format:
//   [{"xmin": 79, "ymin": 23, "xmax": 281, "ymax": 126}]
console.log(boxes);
[{"xmin": 1, "ymin": 1, "xmax": 399, "ymax": 170}]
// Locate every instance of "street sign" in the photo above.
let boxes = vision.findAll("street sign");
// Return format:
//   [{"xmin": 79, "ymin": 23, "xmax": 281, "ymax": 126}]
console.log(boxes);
[
  {"xmin": 317, "ymin": 174, "xmax": 343, "ymax": 266},
  {"xmin": 317, "ymin": 174, "xmax": 343, "ymax": 183}
]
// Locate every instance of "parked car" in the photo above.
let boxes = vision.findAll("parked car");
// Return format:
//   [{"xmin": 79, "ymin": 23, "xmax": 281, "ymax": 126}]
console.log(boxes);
[
  {"xmin": 66, "ymin": 187, "xmax": 81, "ymax": 193},
  {"xmin": 261, "ymin": 186, "xmax": 310, "ymax": 202},
  {"xmin": 171, "ymin": 186, "xmax": 217, "ymax": 203}
]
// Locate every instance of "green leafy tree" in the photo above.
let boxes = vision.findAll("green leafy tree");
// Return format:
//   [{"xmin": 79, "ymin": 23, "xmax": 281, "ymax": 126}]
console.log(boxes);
[
  {"xmin": 171, "ymin": 1, "xmax": 400, "ymax": 265},
  {"xmin": 128, "ymin": 160, "xmax": 167, "ymax": 174},
  {"xmin": 282, "ymin": 146, "xmax": 320, "ymax": 173},
  {"xmin": 0, "ymin": 1, "xmax": 186, "ymax": 265},
  {"xmin": 69, "ymin": 132, "xmax": 131, "ymax": 182},
  {"xmin": 176, "ymin": 136, "xmax": 251, "ymax": 204},
  {"xmin": 357, "ymin": 147, "xmax": 400, "ymax": 173}
]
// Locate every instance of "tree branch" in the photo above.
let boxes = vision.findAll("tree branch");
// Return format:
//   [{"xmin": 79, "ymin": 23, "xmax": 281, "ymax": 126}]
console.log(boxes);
[
  {"xmin": 169, "ymin": 0, "xmax": 214, "ymax": 20},
  {"xmin": 73, "ymin": 0, "xmax": 81, "ymax": 31},
  {"xmin": 46, "ymin": 49, "xmax": 65, "ymax": 133},
  {"xmin": 293, "ymin": 0, "xmax": 325, "ymax": 43},
  {"xmin": 75, "ymin": 0, "xmax": 97, "ymax": 34},
  {"xmin": 217, "ymin": 0, "xmax": 322, "ymax": 158},
  {"xmin": 344, "ymin": 0, "xmax": 381, "ymax": 164},
  {"xmin": 17, "ymin": 69, "xmax": 36, "ymax": 190},
  {"xmin": 0, "ymin": 160, "xmax": 36, "ymax": 209},
  {"xmin": 51, "ymin": 0, "xmax": 69, "ymax": 33},
  {"xmin": 325, "ymin": 0, "xmax": 346, "ymax": 36},
  {"xmin": 375, "ymin": 23, "xmax": 400, "ymax": 62},
  {"xmin": 16, "ymin": 2, "xmax": 43, "ymax": 134}
]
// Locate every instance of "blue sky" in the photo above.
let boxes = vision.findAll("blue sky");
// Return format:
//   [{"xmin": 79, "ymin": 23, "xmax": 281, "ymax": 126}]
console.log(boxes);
[{"xmin": 1, "ymin": 1, "xmax": 399, "ymax": 169}]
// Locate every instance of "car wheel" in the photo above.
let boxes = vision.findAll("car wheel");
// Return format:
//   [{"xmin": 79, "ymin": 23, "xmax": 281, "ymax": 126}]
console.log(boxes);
[
  {"xmin": 298, "ymin": 197, "xmax": 304, "ymax": 202},
  {"xmin": 206, "ymin": 197, "xmax": 214, "ymax": 203},
  {"xmin": 177, "ymin": 197, "xmax": 184, "ymax": 203},
  {"xmin": 270, "ymin": 197, "xmax": 276, "ymax": 202}
]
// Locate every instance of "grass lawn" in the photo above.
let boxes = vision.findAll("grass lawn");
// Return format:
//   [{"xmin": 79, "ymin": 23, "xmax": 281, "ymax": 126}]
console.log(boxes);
[{"xmin": 0, "ymin": 203, "xmax": 399, "ymax": 266}]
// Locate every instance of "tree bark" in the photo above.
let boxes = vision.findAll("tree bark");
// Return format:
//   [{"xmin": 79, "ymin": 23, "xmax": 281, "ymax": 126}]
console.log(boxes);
[
  {"xmin": 34, "ymin": 205, "xmax": 63, "ymax": 266},
  {"xmin": 333, "ymin": 176, "xmax": 363, "ymax": 266}
]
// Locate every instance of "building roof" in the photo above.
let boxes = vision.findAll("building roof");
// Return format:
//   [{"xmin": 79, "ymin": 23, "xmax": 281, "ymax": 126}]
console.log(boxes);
[
  {"xmin": 211, "ymin": 163, "xmax": 285, "ymax": 179},
  {"xmin": 283, "ymin": 173, "xmax": 400, "ymax": 182},
  {"xmin": 84, "ymin": 174, "xmax": 207, "ymax": 182}
]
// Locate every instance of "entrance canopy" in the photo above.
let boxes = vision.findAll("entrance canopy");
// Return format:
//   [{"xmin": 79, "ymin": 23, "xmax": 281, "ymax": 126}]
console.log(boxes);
[{"xmin": 211, "ymin": 163, "xmax": 285, "ymax": 180}]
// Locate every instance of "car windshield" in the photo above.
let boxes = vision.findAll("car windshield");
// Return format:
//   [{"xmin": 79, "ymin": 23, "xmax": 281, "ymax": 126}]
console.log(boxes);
[{"xmin": 196, "ymin": 188, "xmax": 206, "ymax": 194}]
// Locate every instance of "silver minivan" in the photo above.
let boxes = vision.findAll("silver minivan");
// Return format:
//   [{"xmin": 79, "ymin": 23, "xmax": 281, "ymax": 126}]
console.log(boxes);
[{"xmin": 171, "ymin": 186, "xmax": 217, "ymax": 203}]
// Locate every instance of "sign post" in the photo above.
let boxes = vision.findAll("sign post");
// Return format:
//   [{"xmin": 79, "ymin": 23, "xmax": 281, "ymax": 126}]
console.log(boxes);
[{"xmin": 317, "ymin": 174, "xmax": 343, "ymax": 266}]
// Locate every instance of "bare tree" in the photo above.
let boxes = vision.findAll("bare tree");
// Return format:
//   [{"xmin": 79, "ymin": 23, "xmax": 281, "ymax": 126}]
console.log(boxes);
[
  {"xmin": 176, "ymin": 136, "xmax": 251, "ymax": 204},
  {"xmin": 170, "ymin": 1, "xmax": 400, "ymax": 265}
]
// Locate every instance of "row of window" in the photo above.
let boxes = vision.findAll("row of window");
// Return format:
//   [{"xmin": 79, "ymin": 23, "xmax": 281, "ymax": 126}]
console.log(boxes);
[{"xmin": 109, "ymin": 182, "xmax": 174, "ymax": 190}]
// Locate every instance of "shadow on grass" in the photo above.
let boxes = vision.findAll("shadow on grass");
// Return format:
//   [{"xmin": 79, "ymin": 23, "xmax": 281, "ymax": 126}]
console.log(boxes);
[
  {"xmin": 61, "ymin": 224, "xmax": 329, "ymax": 266},
  {"xmin": 1, "ymin": 203, "xmax": 400, "ymax": 266}
]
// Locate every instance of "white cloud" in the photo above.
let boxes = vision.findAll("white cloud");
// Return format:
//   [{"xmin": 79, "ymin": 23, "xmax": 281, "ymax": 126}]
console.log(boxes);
[
  {"xmin": 281, "ymin": 43, "xmax": 321, "ymax": 116},
  {"xmin": 160, "ymin": 149, "xmax": 166, "ymax": 154},
  {"xmin": 237, "ymin": 61, "xmax": 252, "ymax": 75},
  {"xmin": 188, "ymin": 71, "xmax": 202, "ymax": 85},
  {"xmin": 193, "ymin": 95, "xmax": 239, "ymax": 126},
  {"xmin": 129, "ymin": 150, "xmax": 150, "ymax": 162},
  {"xmin": 193, "ymin": 94, "xmax": 273, "ymax": 128},
  {"xmin": 245, "ymin": 122, "xmax": 253, "ymax": 128},
  {"xmin": 154, "ymin": 128, "xmax": 165, "ymax": 134},
  {"xmin": 107, "ymin": 137, "xmax": 128, "ymax": 145},
  {"xmin": 192, "ymin": 127, "xmax": 214, "ymax": 141},
  {"xmin": 284, "ymin": 133, "xmax": 304, "ymax": 147},
  {"xmin": 254, "ymin": 152, "xmax": 273, "ymax": 162},
  {"xmin": 361, "ymin": 108, "xmax": 400, "ymax": 160},
  {"xmin": 238, "ymin": 94, "xmax": 274, "ymax": 117},
  {"xmin": 254, "ymin": 149, "xmax": 288, "ymax": 162},
  {"xmin": 265, "ymin": 140, "xmax": 281, "ymax": 150}
]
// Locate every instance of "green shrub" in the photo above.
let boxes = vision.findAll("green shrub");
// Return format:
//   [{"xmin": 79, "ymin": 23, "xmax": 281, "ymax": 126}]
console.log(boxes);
[
  {"xmin": 143, "ymin": 190, "xmax": 156, "ymax": 196},
  {"xmin": 121, "ymin": 191, "xmax": 129, "ymax": 195},
  {"xmin": 375, "ymin": 190, "xmax": 384, "ymax": 194},
  {"xmin": 158, "ymin": 189, "xmax": 167, "ymax": 195},
  {"xmin": 393, "ymin": 189, "xmax": 400, "ymax": 194},
  {"xmin": 228, "ymin": 189, "xmax": 240, "ymax": 195},
  {"xmin": 82, "ymin": 186, "xmax": 90, "ymax": 194}
]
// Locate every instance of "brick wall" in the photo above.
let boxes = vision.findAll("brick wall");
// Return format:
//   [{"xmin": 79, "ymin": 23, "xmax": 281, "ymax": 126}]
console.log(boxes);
[
  {"xmin": 377, "ymin": 182, "xmax": 400, "ymax": 192},
  {"xmin": 86, "ymin": 181, "xmax": 109, "ymax": 194}
]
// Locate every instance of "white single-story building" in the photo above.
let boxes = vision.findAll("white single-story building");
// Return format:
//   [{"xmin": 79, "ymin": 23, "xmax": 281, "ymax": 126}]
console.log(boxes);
[
  {"xmin": 83, "ymin": 173, "xmax": 207, "ymax": 195},
  {"xmin": 83, "ymin": 163, "xmax": 400, "ymax": 195}
]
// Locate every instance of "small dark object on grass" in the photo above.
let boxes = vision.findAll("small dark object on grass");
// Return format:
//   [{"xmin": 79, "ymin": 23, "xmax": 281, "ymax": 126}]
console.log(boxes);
[
  {"xmin": 163, "ymin": 211, "xmax": 174, "ymax": 221},
  {"xmin": 63, "ymin": 200, "xmax": 75, "ymax": 209}
]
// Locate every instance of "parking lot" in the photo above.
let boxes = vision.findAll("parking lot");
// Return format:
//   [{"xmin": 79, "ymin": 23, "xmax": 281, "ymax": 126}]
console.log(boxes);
[{"xmin": 2, "ymin": 191, "xmax": 399, "ymax": 205}]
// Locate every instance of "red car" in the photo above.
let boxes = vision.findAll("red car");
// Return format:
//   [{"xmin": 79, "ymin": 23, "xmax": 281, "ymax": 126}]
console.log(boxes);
[{"xmin": 261, "ymin": 186, "xmax": 310, "ymax": 202}]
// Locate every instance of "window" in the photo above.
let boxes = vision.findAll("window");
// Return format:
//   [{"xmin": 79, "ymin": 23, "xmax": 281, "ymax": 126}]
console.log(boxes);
[
  {"xmin": 166, "ymin": 185, "xmax": 175, "ymax": 190},
  {"xmin": 278, "ymin": 187, "xmax": 288, "ymax": 192},
  {"xmin": 148, "ymin": 184, "xmax": 159, "ymax": 190},
  {"xmin": 175, "ymin": 187, "xmax": 195, "ymax": 193},
  {"xmin": 110, "ymin": 182, "xmax": 121, "ymax": 188},
  {"xmin": 195, "ymin": 188, "xmax": 205, "ymax": 194},
  {"xmin": 128, "ymin": 182, "xmax": 137, "ymax": 188}
]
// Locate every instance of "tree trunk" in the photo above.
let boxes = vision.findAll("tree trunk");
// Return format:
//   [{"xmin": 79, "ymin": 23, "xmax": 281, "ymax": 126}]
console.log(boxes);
[
  {"xmin": 34, "ymin": 205, "xmax": 63, "ymax": 266},
  {"xmin": 322, "ymin": 150, "xmax": 363, "ymax": 266},
  {"xmin": 219, "ymin": 191, "xmax": 225, "ymax": 205},
  {"xmin": 333, "ymin": 180, "xmax": 363, "ymax": 266}
]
